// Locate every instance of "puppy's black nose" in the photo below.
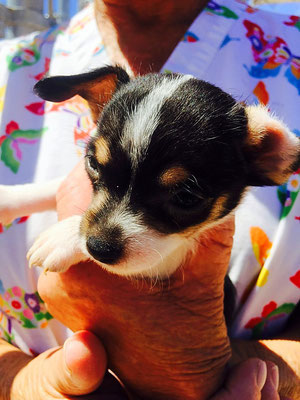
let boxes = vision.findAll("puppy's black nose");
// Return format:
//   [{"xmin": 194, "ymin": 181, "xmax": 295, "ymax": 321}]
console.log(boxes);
[{"xmin": 86, "ymin": 236, "xmax": 123, "ymax": 265}]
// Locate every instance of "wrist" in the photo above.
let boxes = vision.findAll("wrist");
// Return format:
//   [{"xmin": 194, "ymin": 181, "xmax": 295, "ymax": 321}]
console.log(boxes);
[{"xmin": 111, "ymin": 295, "xmax": 231, "ymax": 400}]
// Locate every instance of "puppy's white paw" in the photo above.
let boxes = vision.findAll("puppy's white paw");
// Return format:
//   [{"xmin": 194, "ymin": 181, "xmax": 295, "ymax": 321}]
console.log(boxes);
[
  {"xmin": 27, "ymin": 215, "xmax": 89, "ymax": 273},
  {"xmin": 0, "ymin": 185, "xmax": 24, "ymax": 225}
]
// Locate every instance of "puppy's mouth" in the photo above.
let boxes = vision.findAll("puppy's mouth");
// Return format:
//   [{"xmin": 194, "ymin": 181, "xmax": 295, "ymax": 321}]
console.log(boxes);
[{"xmin": 82, "ymin": 230, "xmax": 191, "ymax": 279}]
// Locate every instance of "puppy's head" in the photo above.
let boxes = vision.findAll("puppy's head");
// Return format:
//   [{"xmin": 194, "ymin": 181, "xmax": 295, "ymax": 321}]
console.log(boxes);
[{"xmin": 35, "ymin": 67, "xmax": 300, "ymax": 278}]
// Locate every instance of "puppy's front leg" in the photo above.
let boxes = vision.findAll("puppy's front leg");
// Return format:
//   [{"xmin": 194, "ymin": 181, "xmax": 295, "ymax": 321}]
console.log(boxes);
[
  {"xmin": 0, "ymin": 178, "xmax": 64, "ymax": 225},
  {"xmin": 27, "ymin": 215, "xmax": 90, "ymax": 273}
]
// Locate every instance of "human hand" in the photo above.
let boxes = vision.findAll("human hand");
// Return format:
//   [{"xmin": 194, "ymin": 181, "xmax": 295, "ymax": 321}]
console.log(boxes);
[
  {"xmin": 8, "ymin": 330, "xmax": 111, "ymax": 400},
  {"xmin": 38, "ymin": 161, "xmax": 234, "ymax": 400},
  {"xmin": 210, "ymin": 358, "xmax": 284, "ymax": 400}
]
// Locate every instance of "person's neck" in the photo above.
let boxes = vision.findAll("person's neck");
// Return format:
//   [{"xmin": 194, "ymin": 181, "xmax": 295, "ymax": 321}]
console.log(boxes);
[{"xmin": 94, "ymin": 0, "xmax": 208, "ymax": 75}]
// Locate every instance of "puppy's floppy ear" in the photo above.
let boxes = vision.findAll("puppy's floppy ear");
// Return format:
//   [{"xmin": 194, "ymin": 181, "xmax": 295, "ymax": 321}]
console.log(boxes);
[
  {"xmin": 34, "ymin": 66, "xmax": 130, "ymax": 123},
  {"xmin": 244, "ymin": 105, "xmax": 300, "ymax": 186}
]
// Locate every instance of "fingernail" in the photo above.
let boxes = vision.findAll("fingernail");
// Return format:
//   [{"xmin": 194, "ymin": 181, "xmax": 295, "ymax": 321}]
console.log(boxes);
[
  {"xmin": 257, "ymin": 360, "xmax": 267, "ymax": 390},
  {"xmin": 270, "ymin": 364, "xmax": 279, "ymax": 390}
]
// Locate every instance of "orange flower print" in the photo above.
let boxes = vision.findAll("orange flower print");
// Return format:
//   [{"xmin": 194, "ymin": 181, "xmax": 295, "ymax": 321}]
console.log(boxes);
[{"xmin": 250, "ymin": 227, "xmax": 272, "ymax": 267}]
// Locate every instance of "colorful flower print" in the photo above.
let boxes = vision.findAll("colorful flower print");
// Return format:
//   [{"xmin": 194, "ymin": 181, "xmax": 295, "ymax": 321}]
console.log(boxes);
[
  {"xmin": 245, "ymin": 301, "xmax": 295, "ymax": 339},
  {"xmin": 0, "ymin": 216, "xmax": 29, "ymax": 234},
  {"xmin": 0, "ymin": 120, "xmax": 46, "ymax": 173},
  {"xmin": 6, "ymin": 26, "xmax": 63, "ymax": 72},
  {"xmin": 253, "ymin": 81, "xmax": 269, "ymax": 106},
  {"xmin": 182, "ymin": 31, "xmax": 199, "ymax": 43},
  {"xmin": 220, "ymin": 35, "xmax": 240, "ymax": 49},
  {"xmin": 24, "ymin": 293, "xmax": 40, "ymax": 313},
  {"xmin": 0, "ymin": 281, "xmax": 52, "ymax": 331},
  {"xmin": 284, "ymin": 16, "xmax": 300, "ymax": 32},
  {"xmin": 0, "ymin": 311, "xmax": 15, "ymax": 344},
  {"xmin": 0, "ymin": 281, "xmax": 4, "ymax": 294},
  {"xmin": 66, "ymin": 11, "xmax": 93, "ymax": 36},
  {"xmin": 243, "ymin": 20, "xmax": 300, "ymax": 94},
  {"xmin": 250, "ymin": 227, "xmax": 272, "ymax": 268},
  {"xmin": 0, "ymin": 86, "xmax": 6, "ymax": 112},
  {"xmin": 7, "ymin": 45, "xmax": 41, "ymax": 72},
  {"xmin": 278, "ymin": 169, "xmax": 300, "ymax": 218},
  {"xmin": 93, "ymin": 44, "xmax": 105, "ymax": 56},
  {"xmin": 46, "ymin": 95, "xmax": 96, "ymax": 155},
  {"xmin": 31, "ymin": 57, "xmax": 50, "ymax": 81},
  {"xmin": 205, "ymin": 1, "xmax": 238, "ymax": 19}
]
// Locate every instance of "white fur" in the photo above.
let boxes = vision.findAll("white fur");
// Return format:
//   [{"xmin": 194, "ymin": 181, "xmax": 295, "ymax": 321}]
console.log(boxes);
[
  {"xmin": 96, "ymin": 231, "xmax": 192, "ymax": 278},
  {"xmin": 81, "ymin": 193, "xmax": 194, "ymax": 278},
  {"xmin": 246, "ymin": 105, "xmax": 299, "ymax": 168},
  {"xmin": 121, "ymin": 75, "xmax": 193, "ymax": 168},
  {"xmin": 27, "ymin": 215, "xmax": 88, "ymax": 273}
]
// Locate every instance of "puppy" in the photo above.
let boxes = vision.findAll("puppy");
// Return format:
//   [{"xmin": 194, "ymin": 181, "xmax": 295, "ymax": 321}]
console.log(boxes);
[{"xmin": 1, "ymin": 66, "xmax": 300, "ymax": 282}]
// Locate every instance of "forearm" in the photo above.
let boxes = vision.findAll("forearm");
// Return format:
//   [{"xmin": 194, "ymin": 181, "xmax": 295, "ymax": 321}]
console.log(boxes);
[{"xmin": 0, "ymin": 339, "xmax": 32, "ymax": 400}]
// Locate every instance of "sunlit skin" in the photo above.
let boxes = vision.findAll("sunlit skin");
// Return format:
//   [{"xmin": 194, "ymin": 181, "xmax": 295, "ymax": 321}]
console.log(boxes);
[
  {"xmin": 94, "ymin": 0, "xmax": 209, "ymax": 75},
  {"xmin": 38, "ymin": 161, "xmax": 299, "ymax": 399},
  {"xmin": 0, "ymin": 1, "xmax": 299, "ymax": 399},
  {"xmin": 40, "ymin": 161, "xmax": 233, "ymax": 399}
]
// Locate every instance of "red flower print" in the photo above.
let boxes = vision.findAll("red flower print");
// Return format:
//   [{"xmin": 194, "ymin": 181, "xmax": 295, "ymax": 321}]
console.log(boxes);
[
  {"xmin": 5, "ymin": 121, "xmax": 19, "ymax": 134},
  {"xmin": 25, "ymin": 101, "xmax": 45, "ymax": 115},
  {"xmin": 245, "ymin": 317, "xmax": 262, "ymax": 329},
  {"xmin": 290, "ymin": 270, "xmax": 300, "ymax": 288},
  {"xmin": 261, "ymin": 301, "xmax": 277, "ymax": 318},
  {"xmin": 11, "ymin": 300, "xmax": 22, "ymax": 310},
  {"xmin": 17, "ymin": 216, "xmax": 29, "ymax": 224},
  {"xmin": 33, "ymin": 57, "xmax": 50, "ymax": 81}
]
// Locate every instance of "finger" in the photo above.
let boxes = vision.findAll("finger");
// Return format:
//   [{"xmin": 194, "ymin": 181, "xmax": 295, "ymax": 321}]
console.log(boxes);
[
  {"xmin": 261, "ymin": 361, "xmax": 280, "ymax": 400},
  {"xmin": 43, "ymin": 330, "xmax": 107, "ymax": 396},
  {"xmin": 211, "ymin": 358, "xmax": 267, "ymax": 400},
  {"xmin": 56, "ymin": 160, "xmax": 93, "ymax": 221}
]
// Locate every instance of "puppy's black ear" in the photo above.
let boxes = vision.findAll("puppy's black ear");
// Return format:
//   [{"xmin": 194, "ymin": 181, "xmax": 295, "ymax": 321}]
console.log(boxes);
[
  {"xmin": 244, "ymin": 105, "xmax": 300, "ymax": 186},
  {"xmin": 34, "ymin": 66, "xmax": 130, "ymax": 123}
]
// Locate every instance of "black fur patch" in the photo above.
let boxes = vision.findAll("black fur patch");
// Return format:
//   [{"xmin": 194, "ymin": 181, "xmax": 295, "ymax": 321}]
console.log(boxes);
[{"xmin": 86, "ymin": 73, "xmax": 250, "ymax": 235}]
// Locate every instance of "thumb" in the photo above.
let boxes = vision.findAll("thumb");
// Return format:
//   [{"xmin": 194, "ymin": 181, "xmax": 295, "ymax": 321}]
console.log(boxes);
[
  {"xmin": 44, "ymin": 330, "xmax": 107, "ymax": 396},
  {"xmin": 211, "ymin": 358, "xmax": 268, "ymax": 400}
]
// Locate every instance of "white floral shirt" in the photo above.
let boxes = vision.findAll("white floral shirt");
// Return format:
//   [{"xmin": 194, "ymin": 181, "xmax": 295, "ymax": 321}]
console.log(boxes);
[{"xmin": 0, "ymin": 1, "xmax": 299, "ymax": 355}]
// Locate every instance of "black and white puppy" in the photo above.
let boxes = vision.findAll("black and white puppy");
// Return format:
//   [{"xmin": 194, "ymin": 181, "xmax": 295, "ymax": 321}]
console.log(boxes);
[{"xmin": 1, "ymin": 66, "xmax": 299, "ymax": 280}]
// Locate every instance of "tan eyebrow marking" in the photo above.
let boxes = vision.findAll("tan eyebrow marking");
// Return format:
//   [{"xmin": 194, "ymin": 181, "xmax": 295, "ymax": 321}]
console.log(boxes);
[
  {"xmin": 95, "ymin": 137, "xmax": 111, "ymax": 165},
  {"xmin": 159, "ymin": 166, "xmax": 189, "ymax": 187},
  {"xmin": 208, "ymin": 195, "xmax": 229, "ymax": 221}
]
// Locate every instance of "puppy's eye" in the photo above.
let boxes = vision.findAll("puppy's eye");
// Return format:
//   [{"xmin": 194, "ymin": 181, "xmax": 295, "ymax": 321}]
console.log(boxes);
[
  {"xmin": 86, "ymin": 155, "xmax": 100, "ymax": 179},
  {"xmin": 170, "ymin": 190, "xmax": 202, "ymax": 209}
]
